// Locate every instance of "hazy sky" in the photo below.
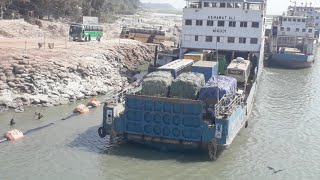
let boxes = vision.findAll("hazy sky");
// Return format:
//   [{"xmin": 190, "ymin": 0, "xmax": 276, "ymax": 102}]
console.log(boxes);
[{"xmin": 141, "ymin": 0, "xmax": 319, "ymax": 15}]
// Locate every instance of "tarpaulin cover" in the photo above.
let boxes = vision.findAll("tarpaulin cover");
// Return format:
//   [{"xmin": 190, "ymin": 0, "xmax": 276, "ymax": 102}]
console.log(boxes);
[
  {"xmin": 170, "ymin": 72, "xmax": 205, "ymax": 99},
  {"xmin": 141, "ymin": 71, "xmax": 173, "ymax": 97},
  {"xmin": 198, "ymin": 76, "xmax": 237, "ymax": 101}
]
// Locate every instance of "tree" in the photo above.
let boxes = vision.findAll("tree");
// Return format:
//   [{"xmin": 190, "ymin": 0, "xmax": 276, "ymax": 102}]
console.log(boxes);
[{"xmin": 1, "ymin": 0, "xmax": 141, "ymax": 19}]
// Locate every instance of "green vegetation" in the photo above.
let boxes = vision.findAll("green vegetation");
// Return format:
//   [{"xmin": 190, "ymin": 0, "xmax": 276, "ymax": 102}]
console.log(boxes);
[{"xmin": 0, "ymin": 0, "xmax": 141, "ymax": 19}]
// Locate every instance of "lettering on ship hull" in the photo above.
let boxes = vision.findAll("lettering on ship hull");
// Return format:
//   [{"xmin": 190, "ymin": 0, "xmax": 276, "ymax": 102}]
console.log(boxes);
[
  {"xmin": 213, "ymin": 29, "xmax": 227, "ymax": 33},
  {"xmin": 208, "ymin": 16, "xmax": 236, "ymax": 20}
]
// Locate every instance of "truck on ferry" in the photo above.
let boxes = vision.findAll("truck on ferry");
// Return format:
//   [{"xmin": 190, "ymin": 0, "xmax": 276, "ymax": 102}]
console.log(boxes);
[{"xmin": 98, "ymin": 0, "xmax": 266, "ymax": 160}]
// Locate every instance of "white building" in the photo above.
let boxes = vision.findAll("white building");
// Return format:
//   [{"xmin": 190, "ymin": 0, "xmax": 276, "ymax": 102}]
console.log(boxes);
[
  {"xmin": 180, "ymin": 0, "xmax": 266, "ymax": 57},
  {"xmin": 287, "ymin": 4, "xmax": 320, "ymax": 30}
]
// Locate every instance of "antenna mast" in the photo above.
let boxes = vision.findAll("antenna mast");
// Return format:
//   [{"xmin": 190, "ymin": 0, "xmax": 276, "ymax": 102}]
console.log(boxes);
[{"xmin": 292, "ymin": 0, "xmax": 297, "ymax": 16}]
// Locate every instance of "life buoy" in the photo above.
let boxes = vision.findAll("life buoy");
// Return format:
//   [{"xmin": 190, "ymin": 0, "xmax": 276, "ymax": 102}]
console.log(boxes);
[
  {"xmin": 87, "ymin": 98, "xmax": 101, "ymax": 107},
  {"xmin": 98, "ymin": 127, "xmax": 107, "ymax": 138},
  {"xmin": 4, "ymin": 129, "xmax": 24, "ymax": 141},
  {"xmin": 73, "ymin": 104, "xmax": 89, "ymax": 114},
  {"xmin": 306, "ymin": 33, "xmax": 309, "ymax": 37}
]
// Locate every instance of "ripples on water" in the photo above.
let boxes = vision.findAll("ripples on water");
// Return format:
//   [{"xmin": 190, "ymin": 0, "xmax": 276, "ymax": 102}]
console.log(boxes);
[{"xmin": 1, "ymin": 53, "xmax": 320, "ymax": 179}]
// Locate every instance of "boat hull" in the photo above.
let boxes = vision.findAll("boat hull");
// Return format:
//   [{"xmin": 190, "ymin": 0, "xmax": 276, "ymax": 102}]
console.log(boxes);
[
  {"xmin": 269, "ymin": 53, "xmax": 314, "ymax": 69},
  {"xmin": 99, "ymin": 39, "xmax": 265, "ymax": 160}
]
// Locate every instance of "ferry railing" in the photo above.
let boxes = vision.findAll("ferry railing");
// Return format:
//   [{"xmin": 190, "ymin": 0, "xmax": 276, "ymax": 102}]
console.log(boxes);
[{"xmin": 214, "ymin": 94, "xmax": 243, "ymax": 119}]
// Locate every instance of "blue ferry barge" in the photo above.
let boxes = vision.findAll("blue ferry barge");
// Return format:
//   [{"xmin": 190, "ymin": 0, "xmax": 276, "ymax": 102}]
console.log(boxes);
[{"xmin": 98, "ymin": 0, "xmax": 266, "ymax": 160}]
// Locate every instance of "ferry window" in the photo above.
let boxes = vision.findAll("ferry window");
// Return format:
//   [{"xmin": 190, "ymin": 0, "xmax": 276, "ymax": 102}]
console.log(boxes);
[
  {"xmin": 195, "ymin": 35, "xmax": 199, "ymax": 41},
  {"xmin": 227, "ymin": 37, "xmax": 235, "ymax": 43},
  {"xmin": 239, "ymin": 37, "xmax": 246, "ymax": 44},
  {"xmin": 207, "ymin": 20, "xmax": 214, "ymax": 26},
  {"xmin": 287, "ymin": 27, "xmax": 290, "ymax": 31},
  {"xmin": 252, "ymin": 22, "xmax": 259, "ymax": 28},
  {"xmin": 206, "ymin": 36, "xmax": 213, "ymax": 42},
  {"xmin": 297, "ymin": 19, "xmax": 301, "ymax": 22},
  {"xmin": 317, "ymin": 16, "xmax": 319, "ymax": 19},
  {"xmin": 280, "ymin": 27, "xmax": 284, "ymax": 31},
  {"xmin": 217, "ymin": 36, "xmax": 223, "ymax": 43},
  {"xmin": 288, "ymin": 18, "xmax": 292, "ymax": 22},
  {"xmin": 250, "ymin": 38, "xmax": 258, "ymax": 44},
  {"xmin": 293, "ymin": 18, "xmax": 296, "ymax": 22},
  {"xmin": 235, "ymin": 3, "xmax": 241, "ymax": 8},
  {"xmin": 309, "ymin": 29, "xmax": 313, "ymax": 33},
  {"xmin": 316, "ymin": 23, "xmax": 319, "ymax": 27},
  {"xmin": 240, "ymin": 21, "xmax": 248, "ymax": 27},
  {"xmin": 196, "ymin": 20, "xmax": 203, "ymax": 26},
  {"xmin": 302, "ymin": 19, "xmax": 306, "ymax": 22},
  {"xmin": 248, "ymin": 3, "xmax": 261, "ymax": 10},
  {"xmin": 302, "ymin": 28, "xmax": 306, "ymax": 32},
  {"xmin": 185, "ymin": 20, "xmax": 192, "ymax": 25},
  {"xmin": 211, "ymin": 2, "xmax": 217, "ymax": 7},
  {"xmin": 218, "ymin": 21, "xmax": 225, "ymax": 27},
  {"xmin": 227, "ymin": 3, "xmax": 233, "ymax": 8},
  {"xmin": 296, "ymin": 28, "xmax": 300, "ymax": 32},
  {"xmin": 229, "ymin": 21, "xmax": 236, "ymax": 27},
  {"xmin": 219, "ymin": 3, "xmax": 226, "ymax": 8},
  {"xmin": 204, "ymin": 2, "xmax": 209, "ymax": 7},
  {"xmin": 283, "ymin": 18, "xmax": 287, "ymax": 21}
]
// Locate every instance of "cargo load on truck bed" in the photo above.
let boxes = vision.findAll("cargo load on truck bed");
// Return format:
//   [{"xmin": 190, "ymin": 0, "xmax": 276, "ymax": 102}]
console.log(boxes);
[
  {"xmin": 183, "ymin": 51, "xmax": 207, "ymax": 62},
  {"xmin": 170, "ymin": 72, "xmax": 205, "ymax": 99},
  {"xmin": 192, "ymin": 61, "xmax": 219, "ymax": 82},
  {"xmin": 141, "ymin": 71, "xmax": 173, "ymax": 97},
  {"xmin": 157, "ymin": 59, "xmax": 194, "ymax": 78},
  {"xmin": 198, "ymin": 76, "xmax": 237, "ymax": 106}
]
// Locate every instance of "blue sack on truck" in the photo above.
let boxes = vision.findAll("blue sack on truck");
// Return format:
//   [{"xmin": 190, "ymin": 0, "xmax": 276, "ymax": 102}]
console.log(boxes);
[{"xmin": 198, "ymin": 76, "xmax": 237, "ymax": 102}]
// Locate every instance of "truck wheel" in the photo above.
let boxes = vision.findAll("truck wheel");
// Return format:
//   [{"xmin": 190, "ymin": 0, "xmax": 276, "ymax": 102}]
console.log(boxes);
[
  {"xmin": 208, "ymin": 139, "xmax": 217, "ymax": 161},
  {"xmin": 98, "ymin": 127, "xmax": 107, "ymax": 138}
]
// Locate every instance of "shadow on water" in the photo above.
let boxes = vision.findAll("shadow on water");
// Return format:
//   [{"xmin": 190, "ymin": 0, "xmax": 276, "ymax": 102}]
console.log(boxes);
[
  {"xmin": 68, "ymin": 125, "xmax": 221, "ymax": 163},
  {"xmin": 67, "ymin": 126, "xmax": 110, "ymax": 154}
]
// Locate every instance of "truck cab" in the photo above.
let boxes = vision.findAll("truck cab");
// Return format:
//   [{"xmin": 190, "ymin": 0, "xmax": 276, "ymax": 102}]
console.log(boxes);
[{"xmin": 226, "ymin": 57, "xmax": 251, "ymax": 90}]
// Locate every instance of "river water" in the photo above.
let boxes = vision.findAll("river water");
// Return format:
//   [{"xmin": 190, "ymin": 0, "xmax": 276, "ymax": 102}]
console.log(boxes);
[{"xmin": 1, "ymin": 52, "xmax": 320, "ymax": 180}]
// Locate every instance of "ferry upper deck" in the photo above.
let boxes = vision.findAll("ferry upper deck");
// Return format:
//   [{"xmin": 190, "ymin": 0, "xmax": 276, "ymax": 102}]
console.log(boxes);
[{"xmin": 181, "ymin": 0, "xmax": 267, "ymax": 53}]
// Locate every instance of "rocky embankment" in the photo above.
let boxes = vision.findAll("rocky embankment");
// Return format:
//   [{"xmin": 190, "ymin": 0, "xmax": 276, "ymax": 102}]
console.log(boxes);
[{"xmin": 0, "ymin": 40, "xmax": 154, "ymax": 112}]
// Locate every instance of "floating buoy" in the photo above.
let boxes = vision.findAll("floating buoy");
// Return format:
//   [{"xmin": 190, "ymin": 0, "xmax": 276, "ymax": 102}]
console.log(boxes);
[
  {"xmin": 87, "ymin": 98, "xmax": 101, "ymax": 107},
  {"xmin": 73, "ymin": 104, "xmax": 90, "ymax": 114},
  {"xmin": 4, "ymin": 129, "xmax": 24, "ymax": 141}
]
